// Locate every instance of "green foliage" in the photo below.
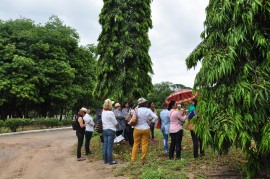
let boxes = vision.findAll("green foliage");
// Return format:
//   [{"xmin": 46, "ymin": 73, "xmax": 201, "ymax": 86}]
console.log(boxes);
[
  {"xmin": 0, "ymin": 120, "xmax": 5, "ymax": 127},
  {"xmin": 43, "ymin": 118, "xmax": 60, "ymax": 128},
  {"xmin": 60, "ymin": 119, "xmax": 73, "ymax": 126},
  {"xmin": 186, "ymin": 0, "xmax": 270, "ymax": 177},
  {"xmin": 5, "ymin": 118, "xmax": 23, "ymax": 132},
  {"xmin": 95, "ymin": 0, "xmax": 154, "ymax": 101},
  {"xmin": 0, "ymin": 16, "xmax": 97, "ymax": 119},
  {"xmin": 147, "ymin": 81, "xmax": 190, "ymax": 108}
]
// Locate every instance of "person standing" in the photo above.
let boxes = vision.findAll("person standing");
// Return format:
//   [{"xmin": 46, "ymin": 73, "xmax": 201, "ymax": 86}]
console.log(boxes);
[
  {"xmin": 122, "ymin": 102, "xmax": 130, "ymax": 142},
  {"xmin": 102, "ymin": 99, "xmax": 118, "ymax": 165},
  {"xmin": 168, "ymin": 101, "xmax": 186, "ymax": 160},
  {"xmin": 76, "ymin": 107, "xmax": 90, "ymax": 161},
  {"xmin": 160, "ymin": 104, "xmax": 170, "ymax": 153},
  {"xmin": 131, "ymin": 98, "xmax": 158, "ymax": 165},
  {"xmin": 148, "ymin": 101, "xmax": 157, "ymax": 140},
  {"xmin": 83, "ymin": 106, "xmax": 95, "ymax": 155},
  {"xmin": 189, "ymin": 100, "xmax": 205, "ymax": 158},
  {"xmin": 114, "ymin": 103, "xmax": 126, "ymax": 137}
]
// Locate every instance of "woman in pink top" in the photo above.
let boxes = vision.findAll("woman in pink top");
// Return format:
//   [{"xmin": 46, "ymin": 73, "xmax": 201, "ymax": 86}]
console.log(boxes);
[{"xmin": 168, "ymin": 101, "xmax": 186, "ymax": 160}]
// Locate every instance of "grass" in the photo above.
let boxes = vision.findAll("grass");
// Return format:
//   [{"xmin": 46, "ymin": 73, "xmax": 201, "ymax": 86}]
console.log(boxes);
[{"xmin": 79, "ymin": 127, "xmax": 246, "ymax": 178}]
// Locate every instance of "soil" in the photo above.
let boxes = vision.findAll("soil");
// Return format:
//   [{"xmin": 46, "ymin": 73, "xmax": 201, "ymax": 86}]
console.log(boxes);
[{"xmin": 0, "ymin": 129, "xmax": 128, "ymax": 179}]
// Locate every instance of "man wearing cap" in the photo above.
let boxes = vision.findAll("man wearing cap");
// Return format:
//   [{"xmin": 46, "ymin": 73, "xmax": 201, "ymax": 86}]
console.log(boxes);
[{"xmin": 131, "ymin": 97, "xmax": 158, "ymax": 165}]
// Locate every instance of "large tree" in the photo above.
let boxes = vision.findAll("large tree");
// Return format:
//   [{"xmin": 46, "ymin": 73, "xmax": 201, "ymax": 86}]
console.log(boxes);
[
  {"xmin": 186, "ymin": 0, "xmax": 270, "ymax": 177},
  {"xmin": 0, "ymin": 17, "xmax": 97, "ymax": 119},
  {"xmin": 95, "ymin": 0, "xmax": 154, "ymax": 102}
]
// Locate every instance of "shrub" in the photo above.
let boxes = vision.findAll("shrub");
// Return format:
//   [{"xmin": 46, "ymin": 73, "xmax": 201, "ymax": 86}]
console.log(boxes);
[
  {"xmin": 61, "ymin": 119, "xmax": 73, "ymax": 126},
  {"xmin": 5, "ymin": 118, "xmax": 23, "ymax": 132},
  {"xmin": 0, "ymin": 120, "xmax": 5, "ymax": 128},
  {"xmin": 44, "ymin": 118, "xmax": 60, "ymax": 128}
]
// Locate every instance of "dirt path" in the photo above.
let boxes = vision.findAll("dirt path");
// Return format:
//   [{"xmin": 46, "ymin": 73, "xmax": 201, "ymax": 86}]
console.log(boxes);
[{"xmin": 0, "ymin": 129, "xmax": 128, "ymax": 179}]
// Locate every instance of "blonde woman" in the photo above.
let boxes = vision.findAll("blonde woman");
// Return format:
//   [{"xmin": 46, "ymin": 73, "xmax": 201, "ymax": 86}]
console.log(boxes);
[
  {"xmin": 102, "ymin": 99, "xmax": 118, "ymax": 165},
  {"xmin": 131, "ymin": 98, "xmax": 158, "ymax": 165}
]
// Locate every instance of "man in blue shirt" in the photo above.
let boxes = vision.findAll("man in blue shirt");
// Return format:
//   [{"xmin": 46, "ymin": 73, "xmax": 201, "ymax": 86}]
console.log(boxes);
[{"xmin": 160, "ymin": 104, "xmax": 170, "ymax": 153}]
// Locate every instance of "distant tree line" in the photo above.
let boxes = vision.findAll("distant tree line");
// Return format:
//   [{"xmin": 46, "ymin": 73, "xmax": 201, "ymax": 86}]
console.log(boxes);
[{"xmin": 0, "ymin": 16, "xmax": 98, "ymax": 120}]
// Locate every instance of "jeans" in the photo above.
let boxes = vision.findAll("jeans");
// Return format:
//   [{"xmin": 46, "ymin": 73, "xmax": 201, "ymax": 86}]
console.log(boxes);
[
  {"xmin": 161, "ymin": 130, "xmax": 169, "ymax": 152},
  {"xmin": 169, "ymin": 130, "xmax": 183, "ymax": 159},
  {"xmin": 76, "ymin": 132, "xmax": 84, "ymax": 158},
  {"xmin": 85, "ymin": 131, "xmax": 93, "ymax": 155},
  {"xmin": 102, "ymin": 129, "xmax": 116, "ymax": 164},
  {"xmin": 191, "ymin": 131, "xmax": 204, "ymax": 158},
  {"xmin": 131, "ymin": 128, "xmax": 150, "ymax": 163},
  {"xmin": 150, "ymin": 123, "xmax": 155, "ymax": 139}
]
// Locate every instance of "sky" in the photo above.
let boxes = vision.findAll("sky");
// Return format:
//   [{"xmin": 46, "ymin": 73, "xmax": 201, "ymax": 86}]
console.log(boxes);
[{"xmin": 0, "ymin": 0, "xmax": 209, "ymax": 88}]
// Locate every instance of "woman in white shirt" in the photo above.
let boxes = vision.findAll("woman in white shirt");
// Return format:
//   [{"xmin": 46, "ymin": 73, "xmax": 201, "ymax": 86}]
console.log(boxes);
[
  {"xmin": 131, "ymin": 98, "xmax": 158, "ymax": 165},
  {"xmin": 83, "ymin": 106, "xmax": 95, "ymax": 155},
  {"xmin": 102, "ymin": 99, "xmax": 118, "ymax": 165}
]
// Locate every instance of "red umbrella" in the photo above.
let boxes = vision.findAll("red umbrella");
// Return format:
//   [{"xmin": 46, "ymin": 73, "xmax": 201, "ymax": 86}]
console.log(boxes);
[{"xmin": 164, "ymin": 89, "xmax": 199, "ymax": 105}]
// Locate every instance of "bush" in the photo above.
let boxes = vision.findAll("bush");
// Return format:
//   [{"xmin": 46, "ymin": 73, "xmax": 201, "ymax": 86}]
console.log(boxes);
[
  {"xmin": 44, "ymin": 118, "xmax": 60, "ymax": 128},
  {"xmin": 0, "ymin": 120, "xmax": 5, "ymax": 128},
  {"xmin": 61, "ymin": 119, "xmax": 73, "ymax": 126},
  {"xmin": 5, "ymin": 118, "xmax": 23, "ymax": 132}
]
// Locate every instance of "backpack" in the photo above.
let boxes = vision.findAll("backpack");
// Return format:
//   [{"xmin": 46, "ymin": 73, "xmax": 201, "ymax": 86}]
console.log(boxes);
[
  {"xmin": 71, "ymin": 120, "xmax": 79, "ymax": 130},
  {"xmin": 94, "ymin": 114, "xmax": 103, "ymax": 133}
]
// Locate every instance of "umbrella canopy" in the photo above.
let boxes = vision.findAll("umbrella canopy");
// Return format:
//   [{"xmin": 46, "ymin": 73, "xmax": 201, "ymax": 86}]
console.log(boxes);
[{"xmin": 164, "ymin": 89, "xmax": 199, "ymax": 105}]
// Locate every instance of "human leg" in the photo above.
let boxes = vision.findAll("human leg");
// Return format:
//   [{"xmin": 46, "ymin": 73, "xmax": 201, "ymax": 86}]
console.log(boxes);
[
  {"xmin": 102, "ymin": 130, "xmax": 109, "ymax": 163},
  {"xmin": 169, "ymin": 133, "xmax": 176, "ymax": 159},
  {"xmin": 76, "ymin": 132, "xmax": 84, "ymax": 159},
  {"xmin": 176, "ymin": 130, "xmax": 183, "ymax": 159},
  {"xmin": 141, "ymin": 129, "xmax": 150, "ymax": 163},
  {"xmin": 162, "ymin": 130, "xmax": 169, "ymax": 152},
  {"xmin": 85, "ymin": 131, "xmax": 91, "ymax": 155},
  {"xmin": 131, "ymin": 128, "xmax": 142, "ymax": 162},
  {"xmin": 150, "ymin": 123, "xmax": 155, "ymax": 139},
  {"xmin": 191, "ymin": 130, "xmax": 199, "ymax": 158},
  {"xmin": 107, "ymin": 129, "xmax": 116, "ymax": 164}
]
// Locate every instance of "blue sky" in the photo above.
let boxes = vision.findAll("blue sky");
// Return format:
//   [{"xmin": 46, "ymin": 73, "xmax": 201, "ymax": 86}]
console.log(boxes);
[{"xmin": 0, "ymin": 0, "xmax": 209, "ymax": 88}]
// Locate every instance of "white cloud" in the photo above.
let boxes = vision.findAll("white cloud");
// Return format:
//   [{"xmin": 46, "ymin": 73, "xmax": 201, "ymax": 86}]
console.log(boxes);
[{"xmin": 0, "ymin": 0, "xmax": 208, "ymax": 88}]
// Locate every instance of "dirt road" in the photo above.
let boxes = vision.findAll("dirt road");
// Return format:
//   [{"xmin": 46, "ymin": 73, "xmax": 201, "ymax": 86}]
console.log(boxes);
[{"xmin": 0, "ymin": 129, "xmax": 127, "ymax": 179}]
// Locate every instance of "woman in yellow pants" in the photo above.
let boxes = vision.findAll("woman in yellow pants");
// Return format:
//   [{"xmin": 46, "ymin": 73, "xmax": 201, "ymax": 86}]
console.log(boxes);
[{"xmin": 131, "ymin": 98, "xmax": 158, "ymax": 165}]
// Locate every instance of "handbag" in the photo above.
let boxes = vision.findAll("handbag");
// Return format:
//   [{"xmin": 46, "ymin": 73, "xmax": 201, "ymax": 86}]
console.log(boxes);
[
  {"xmin": 128, "ymin": 109, "xmax": 138, "ymax": 126},
  {"xmin": 185, "ymin": 120, "xmax": 194, "ymax": 131},
  {"xmin": 155, "ymin": 118, "xmax": 161, "ymax": 129}
]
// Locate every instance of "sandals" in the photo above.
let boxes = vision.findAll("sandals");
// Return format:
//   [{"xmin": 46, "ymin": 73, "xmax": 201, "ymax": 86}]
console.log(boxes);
[{"xmin": 77, "ymin": 157, "xmax": 86, "ymax": 161}]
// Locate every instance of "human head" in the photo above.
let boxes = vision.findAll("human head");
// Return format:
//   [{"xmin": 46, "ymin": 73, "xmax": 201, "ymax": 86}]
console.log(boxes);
[
  {"xmin": 115, "ymin": 102, "xmax": 121, "ymax": 109},
  {"xmin": 78, "ymin": 107, "xmax": 87, "ymax": 117},
  {"xmin": 138, "ymin": 97, "xmax": 147, "ymax": 107},
  {"xmin": 85, "ymin": 106, "xmax": 91, "ymax": 114},
  {"xmin": 103, "ymin": 99, "xmax": 113, "ymax": 111},
  {"xmin": 124, "ymin": 102, "xmax": 129, "ymax": 108},
  {"xmin": 168, "ymin": 101, "xmax": 176, "ymax": 110},
  {"xmin": 177, "ymin": 104, "xmax": 181, "ymax": 109},
  {"xmin": 147, "ymin": 101, "xmax": 155, "ymax": 109}
]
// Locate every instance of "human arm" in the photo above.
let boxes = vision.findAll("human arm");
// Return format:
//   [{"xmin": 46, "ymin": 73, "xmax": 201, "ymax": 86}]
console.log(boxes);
[{"xmin": 78, "ymin": 117, "xmax": 89, "ymax": 128}]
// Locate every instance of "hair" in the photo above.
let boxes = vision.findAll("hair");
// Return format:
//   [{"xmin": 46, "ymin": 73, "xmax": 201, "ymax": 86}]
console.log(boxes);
[
  {"xmin": 78, "ymin": 110, "xmax": 86, "ymax": 117},
  {"xmin": 103, "ymin": 99, "xmax": 113, "ymax": 111},
  {"xmin": 168, "ymin": 101, "xmax": 175, "ymax": 111},
  {"xmin": 147, "ymin": 101, "xmax": 154, "ymax": 108},
  {"xmin": 85, "ymin": 106, "xmax": 90, "ymax": 109}
]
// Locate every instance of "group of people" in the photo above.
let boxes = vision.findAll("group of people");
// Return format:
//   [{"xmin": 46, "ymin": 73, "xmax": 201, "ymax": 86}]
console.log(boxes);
[{"xmin": 74, "ymin": 97, "xmax": 204, "ymax": 164}]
